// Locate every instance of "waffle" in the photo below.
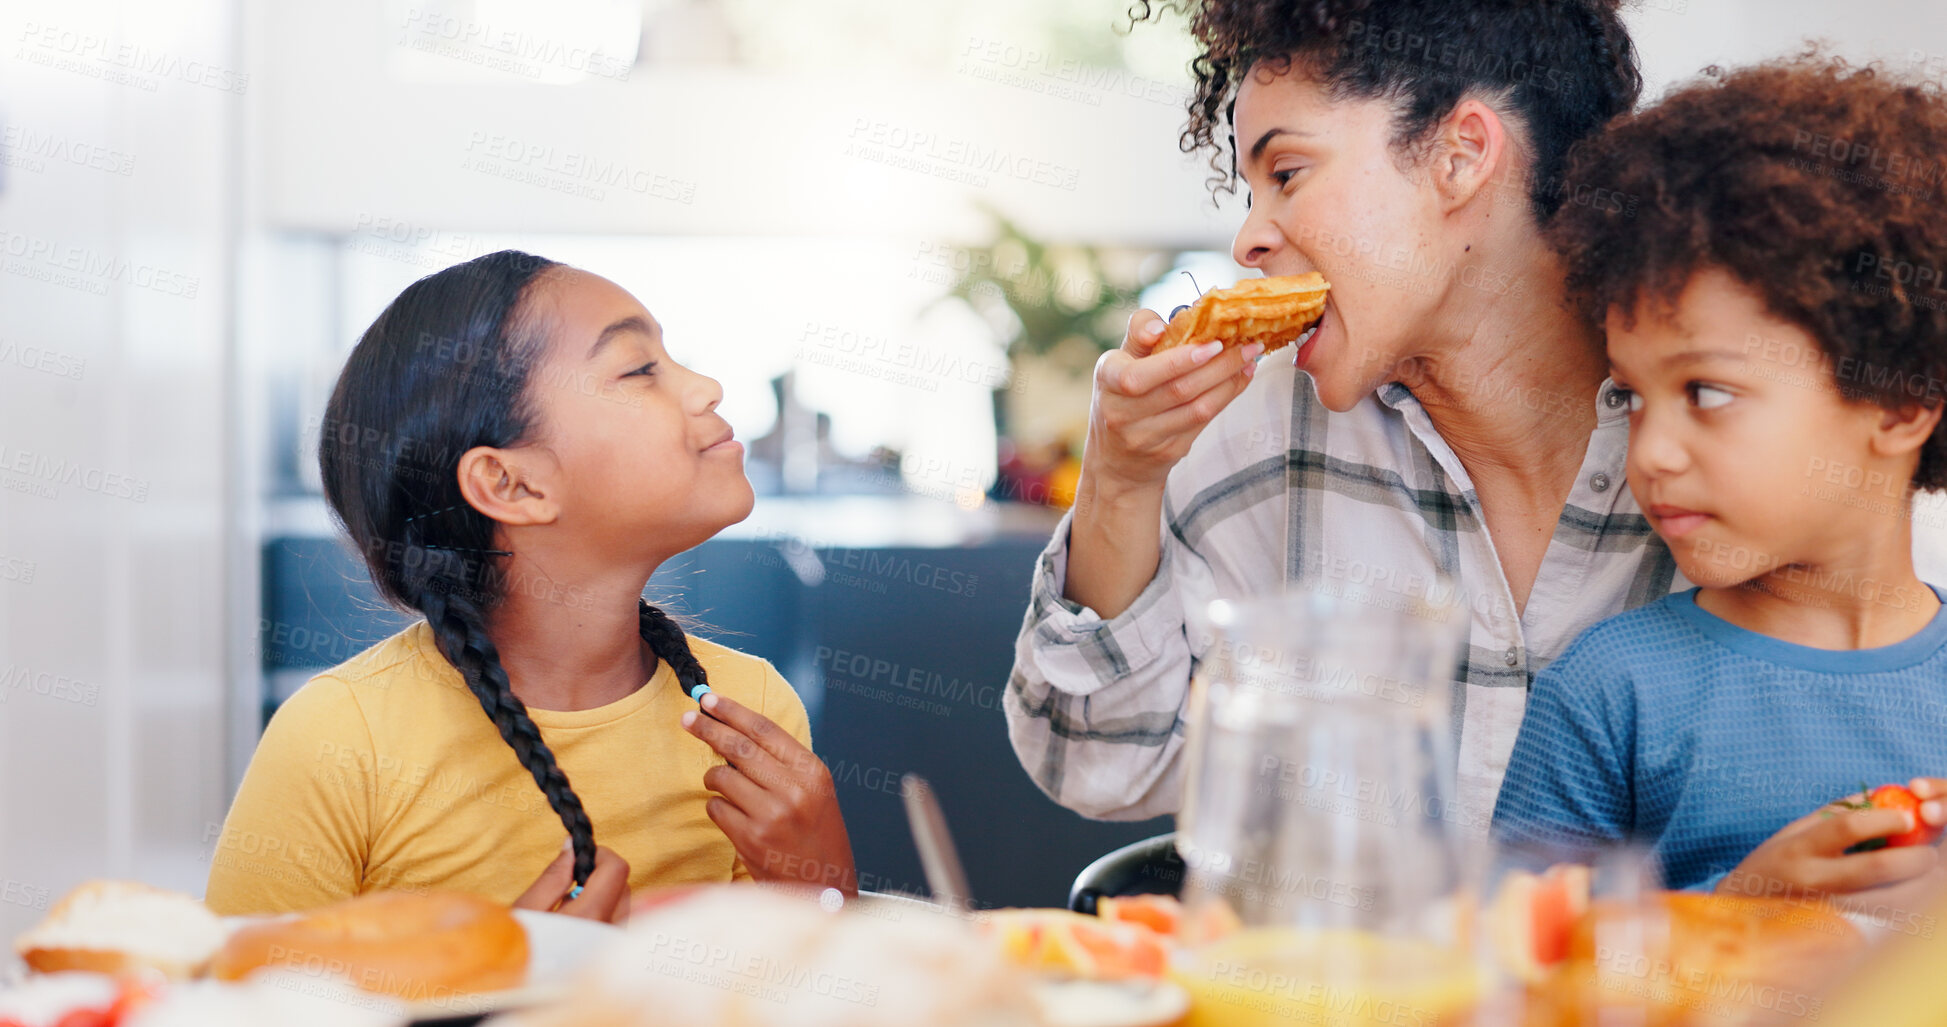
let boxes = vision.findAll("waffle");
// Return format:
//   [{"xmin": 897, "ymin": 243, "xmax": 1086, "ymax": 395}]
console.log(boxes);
[{"xmin": 1155, "ymin": 272, "xmax": 1330, "ymax": 355}]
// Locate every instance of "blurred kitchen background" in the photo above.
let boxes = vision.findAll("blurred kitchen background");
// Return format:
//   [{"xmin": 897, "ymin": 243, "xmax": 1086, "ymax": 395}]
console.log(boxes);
[{"xmin": 5, "ymin": 0, "xmax": 1947, "ymax": 938}]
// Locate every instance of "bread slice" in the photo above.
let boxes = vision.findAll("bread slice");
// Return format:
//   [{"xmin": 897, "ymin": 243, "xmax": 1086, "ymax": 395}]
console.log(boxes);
[{"xmin": 16, "ymin": 880, "xmax": 229, "ymax": 979}]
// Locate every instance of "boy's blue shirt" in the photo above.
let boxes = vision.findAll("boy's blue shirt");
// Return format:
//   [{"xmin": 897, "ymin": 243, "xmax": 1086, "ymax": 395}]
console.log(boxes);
[{"xmin": 1492, "ymin": 583, "xmax": 1947, "ymax": 890}]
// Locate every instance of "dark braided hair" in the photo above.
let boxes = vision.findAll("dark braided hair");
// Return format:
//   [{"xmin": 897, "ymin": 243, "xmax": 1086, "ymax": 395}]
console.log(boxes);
[
  {"xmin": 639, "ymin": 601, "xmax": 709, "ymax": 699},
  {"xmin": 318, "ymin": 249, "xmax": 711, "ymax": 889},
  {"xmin": 1126, "ymin": 0, "xmax": 1641, "ymax": 220}
]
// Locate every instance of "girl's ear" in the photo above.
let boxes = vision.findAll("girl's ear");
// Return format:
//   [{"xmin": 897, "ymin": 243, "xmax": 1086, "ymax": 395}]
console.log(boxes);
[
  {"xmin": 456, "ymin": 446, "xmax": 560, "ymax": 528},
  {"xmin": 1871, "ymin": 402, "xmax": 1946, "ymax": 461}
]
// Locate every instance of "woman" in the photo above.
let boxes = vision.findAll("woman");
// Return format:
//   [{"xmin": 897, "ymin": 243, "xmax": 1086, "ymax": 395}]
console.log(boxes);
[{"xmin": 1005, "ymin": 0, "xmax": 1666, "ymax": 831}]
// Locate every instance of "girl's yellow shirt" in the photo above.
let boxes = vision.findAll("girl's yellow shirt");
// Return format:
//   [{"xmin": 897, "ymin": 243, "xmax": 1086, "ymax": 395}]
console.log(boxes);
[{"xmin": 204, "ymin": 621, "xmax": 810, "ymax": 915}]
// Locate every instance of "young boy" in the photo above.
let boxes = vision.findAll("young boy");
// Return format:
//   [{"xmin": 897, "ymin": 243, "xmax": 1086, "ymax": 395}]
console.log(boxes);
[{"xmin": 1492, "ymin": 55, "xmax": 1947, "ymax": 904}]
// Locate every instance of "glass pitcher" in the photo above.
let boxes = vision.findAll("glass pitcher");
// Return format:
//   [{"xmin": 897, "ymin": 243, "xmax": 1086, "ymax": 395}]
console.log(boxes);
[{"xmin": 1172, "ymin": 579, "xmax": 1476, "ymax": 1027}]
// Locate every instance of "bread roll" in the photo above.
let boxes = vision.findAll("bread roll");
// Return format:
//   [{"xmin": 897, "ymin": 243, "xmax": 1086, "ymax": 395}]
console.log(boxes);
[
  {"xmin": 211, "ymin": 890, "xmax": 527, "ymax": 1002},
  {"xmin": 15, "ymin": 880, "xmax": 228, "ymax": 980}
]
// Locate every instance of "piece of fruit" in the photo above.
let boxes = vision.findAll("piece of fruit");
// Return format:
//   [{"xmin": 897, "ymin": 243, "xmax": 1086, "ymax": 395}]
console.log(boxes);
[
  {"xmin": 1095, "ymin": 894, "xmax": 1180, "ymax": 937},
  {"xmin": 107, "ymin": 974, "xmax": 164, "ymax": 1021},
  {"xmin": 1529, "ymin": 867, "xmax": 1585, "ymax": 966},
  {"xmin": 982, "ymin": 909, "xmax": 1171, "ymax": 980},
  {"xmin": 1838, "ymin": 782, "xmax": 1944, "ymax": 851},
  {"xmin": 1486, "ymin": 863, "xmax": 1590, "ymax": 983}
]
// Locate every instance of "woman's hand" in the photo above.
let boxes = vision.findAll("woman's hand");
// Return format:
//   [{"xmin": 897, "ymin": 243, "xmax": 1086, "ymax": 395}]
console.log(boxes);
[
  {"xmin": 513, "ymin": 840, "xmax": 632, "ymax": 924},
  {"xmin": 1065, "ymin": 310, "xmax": 1263, "ymax": 618},
  {"xmin": 1086, "ymin": 311, "xmax": 1263, "ymax": 493},
  {"xmin": 1719, "ymin": 795, "xmax": 1939, "ymax": 900},
  {"xmin": 683, "ymin": 692, "xmax": 858, "ymax": 895}
]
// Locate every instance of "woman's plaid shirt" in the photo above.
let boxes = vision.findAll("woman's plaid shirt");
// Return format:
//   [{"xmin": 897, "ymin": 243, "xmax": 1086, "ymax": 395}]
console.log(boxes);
[{"xmin": 1004, "ymin": 356, "xmax": 1685, "ymax": 834}]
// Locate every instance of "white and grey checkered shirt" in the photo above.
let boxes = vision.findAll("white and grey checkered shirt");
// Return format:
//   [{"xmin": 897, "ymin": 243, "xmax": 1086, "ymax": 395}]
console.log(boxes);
[{"xmin": 1004, "ymin": 352, "xmax": 1697, "ymax": 834}]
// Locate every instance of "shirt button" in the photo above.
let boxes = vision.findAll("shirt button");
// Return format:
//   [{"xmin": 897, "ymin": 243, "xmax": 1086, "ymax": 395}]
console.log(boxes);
[
  {"xmin": 1590, "ymin": 472, "xmax": 1611, "ymax": 492},
  {"xmin": 1603, "ymin": 388, "xmax": 1627, "ymax": 409},
  {"xmin": 1503, "ymin": 647, "xmax": 1520, "ymax": 667}
]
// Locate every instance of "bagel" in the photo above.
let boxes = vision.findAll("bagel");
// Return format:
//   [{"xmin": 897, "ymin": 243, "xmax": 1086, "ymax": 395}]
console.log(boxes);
[
  {"xmin": 1155, "ymin": 273, "xmax": 1330, "ymax": 356},
  {"xmin": 211, "ymin": 890, "xmax": 528, "ymax": 1000}
]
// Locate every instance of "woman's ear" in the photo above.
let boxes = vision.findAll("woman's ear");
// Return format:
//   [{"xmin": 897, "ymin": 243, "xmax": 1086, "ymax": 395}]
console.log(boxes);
[
  {"xmin": 1430, "ymin": 97, "xmax": 1516, "ymax": 215},
  {"xmin": 456, "ymin": 446, "xmax": 560, "ymax": 528},
  {"xmin": 1872, "ymin": 402, "xmax": 1946, "ymax": 462}
]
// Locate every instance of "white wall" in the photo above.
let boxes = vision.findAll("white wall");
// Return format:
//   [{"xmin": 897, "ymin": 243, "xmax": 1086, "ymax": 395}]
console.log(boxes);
[
  {"xmin": 252, "ymin": 0, "xmax": 1241, "ymax": 247},
  {"xmin": 0, "ymin": 0, "xmax": 241, "ymax": 938},
  {"xmin": 248, "ymin": 1, "xmax": 1947, "ymax": 253},
  {"xmin": 1628, "ymin": 0, "xmax": 1947, "ymax": 98}
]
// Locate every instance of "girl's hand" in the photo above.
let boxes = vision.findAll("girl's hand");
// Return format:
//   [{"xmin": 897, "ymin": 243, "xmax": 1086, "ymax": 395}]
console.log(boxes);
[
  {"xmin": 513, "ymin": 840, "xmax": 632, "ymax": 924},
  {"xmin": 683, "ymin": 692, "xmax": 858, "ymax": 895},
  {"xmin": 1719, "ymin": 795, "xmax": 1939, "ymax": 900}
]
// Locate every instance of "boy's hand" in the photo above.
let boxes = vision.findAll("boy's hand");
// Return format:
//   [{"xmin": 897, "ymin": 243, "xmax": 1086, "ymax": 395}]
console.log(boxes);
[
  {"xmin": 683, "ymin": 692, "xmax": 858, "ymax": 895},
  {"xmin": 1907, "ymin": 777, "xmax": 1947, "ymax": 829},
  {"xmin": 1719, "ymin": 793, "xmax": 1939, "ymax": 899}
]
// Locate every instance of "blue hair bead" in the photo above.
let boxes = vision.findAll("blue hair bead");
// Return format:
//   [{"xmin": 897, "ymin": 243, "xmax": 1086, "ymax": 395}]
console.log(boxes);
[
  {"xmin": 691, "ymin": 683, "xmax": 713, "ymax": 702},
  {"xmin": 567, "ymin": 883, "xmax": 584, "ymax": 900}
]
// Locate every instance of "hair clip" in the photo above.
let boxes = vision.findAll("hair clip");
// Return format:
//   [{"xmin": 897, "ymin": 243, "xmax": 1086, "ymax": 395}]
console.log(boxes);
[{"xmin": 1171, "ymin": 270, "xmax": 1205, "ymax": 319}]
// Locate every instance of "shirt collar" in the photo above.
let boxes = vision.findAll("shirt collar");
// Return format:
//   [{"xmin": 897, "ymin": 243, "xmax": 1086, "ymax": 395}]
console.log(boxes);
[
  {"xmin": 1595, "ymin": 376, "xmax": 1631, "ymax": 427},
  {"xmin": 1376, "ymin": 379, "xmax": 1632, "ymax": 431}
]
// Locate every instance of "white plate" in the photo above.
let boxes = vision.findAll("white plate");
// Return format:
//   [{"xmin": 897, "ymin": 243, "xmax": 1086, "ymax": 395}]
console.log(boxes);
[
  {"xmin": 1030, "ymin": 979, "xmax": 1192, "ymax": 1027},
  {"xmin": 222, "ymin": 909, "xmax": 620, "ymax": 1022},
  {"xmin": 400, "ymin": 910, "xmax": 619, "ymax": 1020},
  {"xmin": 842, "ymin": 897, "xmax": 1190, "ymax": 1027}
]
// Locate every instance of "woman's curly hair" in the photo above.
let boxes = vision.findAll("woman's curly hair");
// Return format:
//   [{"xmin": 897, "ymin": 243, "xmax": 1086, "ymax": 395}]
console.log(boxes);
[
  {"xmin": 1128, "ymin": 0, "xmax": 1639, "ymax": 220},
  {"xmin": 1548, "ymin": 55, "xmax": 1947, "ymax": 490}
]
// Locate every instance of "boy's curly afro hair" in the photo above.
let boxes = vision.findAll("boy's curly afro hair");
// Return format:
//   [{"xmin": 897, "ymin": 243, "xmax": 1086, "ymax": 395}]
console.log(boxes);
[
  {"xmin": 1128, "ymin": 0, "xmax": 1640, "ymax": 221},
  {"xmin": 1547, "ymin": 55, "xmax": 1947, "ymax": 490}
]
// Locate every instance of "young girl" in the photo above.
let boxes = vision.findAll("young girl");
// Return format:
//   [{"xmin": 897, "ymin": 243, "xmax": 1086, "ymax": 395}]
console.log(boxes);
[{"xmin": 206, "ymin": 250, "xmax": 855, "ymax": 921}]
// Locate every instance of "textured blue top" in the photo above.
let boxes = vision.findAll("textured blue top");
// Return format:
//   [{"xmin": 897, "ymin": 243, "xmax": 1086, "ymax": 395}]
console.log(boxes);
[{"xmin": 1492, "ymin": 585, "xmax": 1947, "ymax": 890}]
